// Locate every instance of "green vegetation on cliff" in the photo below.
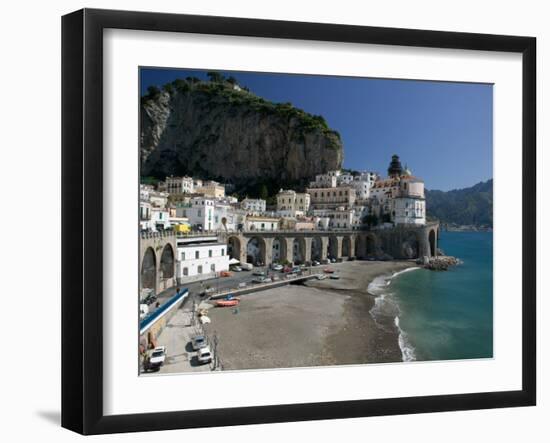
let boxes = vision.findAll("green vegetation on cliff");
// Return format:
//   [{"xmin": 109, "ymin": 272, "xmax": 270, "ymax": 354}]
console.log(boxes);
[{"xmin": 140, "ymin": 74, "xmax": 344, "ymax": 198}]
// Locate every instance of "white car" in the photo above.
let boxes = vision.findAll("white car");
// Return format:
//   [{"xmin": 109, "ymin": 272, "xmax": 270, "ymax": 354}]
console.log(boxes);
[
  {"xmin": 146, "ymin": 346, "xmax": 166, "ymax": 371},
  {"xmin": 271, "ymin": 263, "xmax": 283, "ymax": 271},
  {"xmin": 231, "ymin": 266, "xmax": 243, "ymax": 272},
  {"xmin": 252, "ymin": 276, "xmax": 270, "ymax": 284},
  {"xmin": 191, "ymin": 335, "xmax": 208, "ymax": 351},
  {"xmin": 197, "ymin": 346, "xmax": 213, "ymax": 365}
]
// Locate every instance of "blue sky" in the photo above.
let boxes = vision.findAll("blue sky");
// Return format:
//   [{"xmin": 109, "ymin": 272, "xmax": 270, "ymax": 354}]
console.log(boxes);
[{"xmin": 140, "ymin": 68, "xmax": 493, "ymax": 191}]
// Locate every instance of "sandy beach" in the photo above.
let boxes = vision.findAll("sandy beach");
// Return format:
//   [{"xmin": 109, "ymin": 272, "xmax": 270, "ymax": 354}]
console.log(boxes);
[{"xmin": 204, "ymin": 260, "xmax": 416, "ymax": 370}]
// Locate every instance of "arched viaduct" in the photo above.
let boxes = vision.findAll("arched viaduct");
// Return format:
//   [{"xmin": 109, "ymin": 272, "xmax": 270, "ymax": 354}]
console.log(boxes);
[
  {"xmin": 220, "ymin": 222, "xmax": 439, "ymax": 266},
  {"xmin": 139, "ymin": 231, "xmax": 177, "ymax": 295},
  {"xmin": 138, "ymin": 224, "xmax": 439, "ymax": 293}
]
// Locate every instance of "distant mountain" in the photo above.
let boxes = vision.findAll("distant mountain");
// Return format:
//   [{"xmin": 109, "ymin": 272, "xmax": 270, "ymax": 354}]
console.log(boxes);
[{"xmin": 426, "ymin": 179, "xmax": 493, "ymax": 227}]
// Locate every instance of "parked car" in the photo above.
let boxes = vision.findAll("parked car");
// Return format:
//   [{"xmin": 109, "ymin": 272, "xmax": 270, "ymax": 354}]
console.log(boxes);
[
  {"xmin": 191, "ymin": 335, "xmax": 208, "ymax": 351},
  {"xmin": 323, "ymin": 268, "xmax": 335, "ymax": 274},
  {"xmin": 231, "ymin": 266, "xmax": 243, "ymax": 272},
  {"xmin": 252, "ymin": 270, "xmax": 265, "ymax": 276},
  {"xmin": 312, "ymin": 260, "xmax": 321, "ymax": 267},
  {"xmin": 291, "ymin": 266, "xmax": 301, "ymax": 274},
  {"xmin": 316, "ymin": 274, "xmax": 327, "ymax": 280},
  {"xmin": 330, "ymin": 258, "xmax": 336, "ymax": 263},
  {"xmin": 252, "ymin": 276, "xmax": 270, "ymax": 284},
  {"xmin": 282, "ymin": 266, "xmax": 293, "ymax": 273},
  {"xmin": 238, "ymin": 282, "xmax": 247, "ymax": 288},
  {"xmin": 329, "ymin": 273, "xmax": 341, "ymax": 280},
  {"xmin": 271, "ymin": 263, "xmax": 283, "ymax": 271},
  {"xmin": 240, "ymin": 263, "xmax": 253, "ymax": 271},
  {"xmin": 220, "ymin": 271, "xmax": 232, "ymax": 277},
  {"xmin": 145, "ymin": 346, "xmax": 166, "ymax": 371},
  {"xmin": 197, "ymin": 346, "xmax": 213, "ymax": 365}
]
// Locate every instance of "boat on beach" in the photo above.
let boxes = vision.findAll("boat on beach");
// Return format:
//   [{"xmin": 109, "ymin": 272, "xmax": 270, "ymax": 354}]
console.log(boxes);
[{"xmin": 215, "ymin": 299, "xmax": 240, "ymax": 307}]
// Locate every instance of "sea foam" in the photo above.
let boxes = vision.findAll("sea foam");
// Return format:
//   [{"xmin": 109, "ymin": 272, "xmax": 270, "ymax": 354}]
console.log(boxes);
[{"xmin": 368, "ymin": 267, "xmax": 420, "ymax": 362}]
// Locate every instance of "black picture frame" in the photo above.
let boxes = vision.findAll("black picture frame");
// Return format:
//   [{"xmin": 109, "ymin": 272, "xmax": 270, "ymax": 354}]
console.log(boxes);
[{"xmin": 62, "ymin": 8, "xmax": 536, "ymax": 435}]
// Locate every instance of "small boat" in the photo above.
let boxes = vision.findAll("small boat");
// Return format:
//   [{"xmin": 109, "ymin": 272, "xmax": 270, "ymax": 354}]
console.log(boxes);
[{"xmin": 215, "ymin": 299, "xmax": 240, "ymax": 307}]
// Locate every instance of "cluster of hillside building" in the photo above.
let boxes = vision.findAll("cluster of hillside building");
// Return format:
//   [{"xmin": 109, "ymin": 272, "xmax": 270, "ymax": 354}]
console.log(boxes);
[
  {"xmin": 139, "ymin": 155, "xmax": 427, "ymax": 286},
  {"xmin": 139, "ymin": 155, "xmax": 426, "ymax": 235}
]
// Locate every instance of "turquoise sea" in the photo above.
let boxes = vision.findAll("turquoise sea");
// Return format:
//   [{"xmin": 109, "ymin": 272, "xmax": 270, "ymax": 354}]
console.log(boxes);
[{"xmin": 369, "ymin": 231, "xmax": 493, "ymax": 362}]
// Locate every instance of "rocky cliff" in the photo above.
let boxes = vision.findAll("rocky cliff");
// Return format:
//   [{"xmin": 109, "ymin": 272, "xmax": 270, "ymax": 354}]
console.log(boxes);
[{"xmin": 140, "ymin": 78, "xmax": 343, "ymax": 194}]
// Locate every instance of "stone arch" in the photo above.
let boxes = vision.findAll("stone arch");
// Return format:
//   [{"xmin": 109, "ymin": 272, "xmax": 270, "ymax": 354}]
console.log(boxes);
[
  {"xmin": 429, "ymin": 229, "xmax": 436, "ymax": 257},
  {"xmin": 272, "ymin": 236, "xmax": 287, "ymax": 264},
  {"xmin": 401, "ymin": 232, "xmax": 420, "ymax": 259},
  {"xmin": 328, "ymin": 235, "xmax": 338, "ymax": 259},
  {"xmin": 160, "ymin": 243, "xmax": 175, "ymax": 282},
  {"xmin": 311, "ymin": 237, "xmax": 323, "ymax": 262},
  {"xmin": 342, "ymin": 236, "xmax": 352, "ymax": 258},
  {"xmin": 246, "ymin": 236, "xmax": 267, "ymax": 265},
  {"xmin": 355, "ymin": 235, "xmax": 366, "ymax": 259},
  {"xmin": 141, "ymin": 247, "xmax": 156, "ymax": 291},
  {"xmin": 228, "ymin": 236, "xmax": 241, "ymax": 260},
  {"xmin": 293, "ymin": 237, "xmax": 306, "ymax": 264},
  {"xmin": 366, "ymin": 234, "xmax": 376, "ymax": 256}
]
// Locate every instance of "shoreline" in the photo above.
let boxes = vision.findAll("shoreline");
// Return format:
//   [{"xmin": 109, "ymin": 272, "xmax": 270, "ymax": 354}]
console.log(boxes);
[
  {"xmin": 305, "ymin": 260, "xmax": 418, "ymax": 365},
  {"xmin": 204, "ymin": 260, "xmax": 419, "ymax": 371}
]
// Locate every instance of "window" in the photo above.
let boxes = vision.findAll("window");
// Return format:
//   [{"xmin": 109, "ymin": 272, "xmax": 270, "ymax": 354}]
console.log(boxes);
[
  {"xmin": 183, "ymin": 267, "xmax": 188, "ymax": 276},
  {"xmin": 181, "ymin": 252, "xmax": 185, "ymax": 260},
  {"xmin": 211, "ymin": 264, "xmax": 216, "ymax": 272},
  {"xmin": 261, "ymin": 223, "xmax": 265, "ymax": 230},
  {"xmin": 221, "ymin": 248, "xmax": 225, "ymax": 256},
  {"xmin": 195, "ymin": 251, "xmax": 199, "ymax": 259},
  {"xmin": 198, "ymin": 265, "xmax": 203, "ymax": 274},
  {"xmin": 209, "ymin": 250, "xmax": 212, "ymax": 257},
  {"xmin": 198, "ymin": 210, "xmax": 202, "ymax": 217}
]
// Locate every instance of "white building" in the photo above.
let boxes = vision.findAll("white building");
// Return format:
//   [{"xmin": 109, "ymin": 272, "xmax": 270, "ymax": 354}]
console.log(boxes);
[
  {"xmin": 176, "ymin": 235, "xmax": 229, "ymax": 284},
  {"xmin": 195, "ymin": 180, "xmax": 225, "ymax": 199},
  {"xmin": 150, "ymin": 207, "xmax": 171, "ymax": 231},
  {"xmin": 177, "ymin": 197, "xmax": 216, "ymax": 231},
  {"xmin": 276, "ymin": 189, "xmax": 311, "ymax": 217},
  {"xmin": 213, "ymin": 201, "xmax": 239, "ymax": 231},
  {"xmin": 241, "ymin": 198, "xmax": 266, "ymax": 214},
  {"xmin": 165, "ymin": 175, "xmax": 194, "ymax": 194},
  {"xmin": 149, "ymin": 190, "xmax": 169, "ymax": 209},
  {"xmin": 308, "ymin": 170, "xmax": 340, "ymax": 188},
  {"xmin": 306, "ymin": 186, "xmax": 356, "ymax": 210},
  {"xmin": 393, "ymin": 175, "xmax": 426, "ymax": 225},
  {"xmin": 244, "ymin": 215, "xmax": 280, "ymax": 231}
]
